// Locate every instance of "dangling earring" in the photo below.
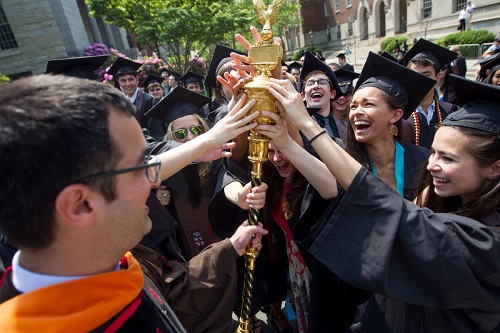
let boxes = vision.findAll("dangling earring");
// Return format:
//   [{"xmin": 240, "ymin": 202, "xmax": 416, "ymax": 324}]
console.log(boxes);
[{"xmin": 390, "ymin": 124, "xmax": 398, "ymax": 136}]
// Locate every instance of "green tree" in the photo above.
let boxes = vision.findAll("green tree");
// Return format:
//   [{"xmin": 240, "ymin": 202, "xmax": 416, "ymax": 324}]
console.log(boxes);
[{"xmin": 86, "ymin": 0, "xmax": 300, "ymax": 72}]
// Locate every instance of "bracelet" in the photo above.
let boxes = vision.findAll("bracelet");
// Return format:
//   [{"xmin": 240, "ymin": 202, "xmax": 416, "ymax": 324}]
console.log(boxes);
[{"xmin": 308, "ymin": 130, "xmax": 327, "ymax": 143}]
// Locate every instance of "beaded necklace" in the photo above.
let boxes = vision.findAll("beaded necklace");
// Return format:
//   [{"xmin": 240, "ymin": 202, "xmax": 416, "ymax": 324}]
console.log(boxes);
[{"xmin": 411, "ymin": 97, "xmax": 443, "ymax": 146}]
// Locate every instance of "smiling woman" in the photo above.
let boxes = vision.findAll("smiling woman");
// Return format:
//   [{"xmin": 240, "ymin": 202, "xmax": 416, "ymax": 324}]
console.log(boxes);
[
  {"xmin": 345, "ymin": 52, "xmax": 436, "ymax": 199},
  {"xmin": 267, "ymin": 56, "xmax": 500, "ymax": 332}
]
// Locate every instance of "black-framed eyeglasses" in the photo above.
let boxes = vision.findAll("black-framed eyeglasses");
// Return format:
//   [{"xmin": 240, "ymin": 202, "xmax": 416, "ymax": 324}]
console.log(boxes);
[
  {"xmin": 173, "ymin": 124, "xmax": 204, "ymax": 140},
  {"xmin": 78, "ymin": 155, "xmax": 161, "ymax": 184},
  {"xmin": 305, "ymin": 79, "xmax": 331, "ymax": 87}
]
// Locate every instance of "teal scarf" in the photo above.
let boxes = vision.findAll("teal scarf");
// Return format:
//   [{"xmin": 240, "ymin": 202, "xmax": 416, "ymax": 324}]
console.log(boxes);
[{"xmin": 370, "ymin": 141, "xmax": 405, "ymax": 196}]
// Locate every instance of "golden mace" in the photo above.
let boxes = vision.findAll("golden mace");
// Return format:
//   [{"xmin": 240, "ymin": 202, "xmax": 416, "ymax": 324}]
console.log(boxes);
[{"xmin": 236, "ymin": 1, "xmax": 283, "ymax": 332}]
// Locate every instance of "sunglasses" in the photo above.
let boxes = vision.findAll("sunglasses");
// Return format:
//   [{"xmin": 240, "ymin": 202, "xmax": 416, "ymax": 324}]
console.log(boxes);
[{"xmin": 173, "ymin": 124, "xmax": 204, "ymax": 140}]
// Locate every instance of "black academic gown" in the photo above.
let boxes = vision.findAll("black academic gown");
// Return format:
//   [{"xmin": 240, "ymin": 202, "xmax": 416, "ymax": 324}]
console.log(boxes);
[
  {"xmin": 310, "ymin": 168, "xmax": 500, "ymax": 333},
  {"xmin": 209, "ymin": 156, "xmax": 289, "ymax": 313},
  {"xmin": 306, "ymin": 142, "xmax": 429, "ymax": 333},
  {"xmin": 342, "ymin": 63, "xmax": 355, "ymax": 72},
  {"xmin": 136, "ymin": 90, "xmax": 165, "ymax": 141},
  {"xmin": 401, "ymin": 100, "xmax": 452, "ymax": 149},
  {"xmin": 143, "ymin": 134, "xmax": 186, "ymax": 262}
]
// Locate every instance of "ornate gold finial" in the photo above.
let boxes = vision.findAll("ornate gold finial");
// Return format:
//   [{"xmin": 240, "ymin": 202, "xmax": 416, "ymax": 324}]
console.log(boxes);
[{"xmin": 253, "ymin": 0, "xmax": 283, "ymax": 43}]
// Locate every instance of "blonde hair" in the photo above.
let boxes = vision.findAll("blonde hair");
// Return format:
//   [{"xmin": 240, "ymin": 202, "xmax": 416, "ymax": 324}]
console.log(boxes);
[{"xmin": 165, "ymin": 114, "xmax": 212, "ymax": 185}]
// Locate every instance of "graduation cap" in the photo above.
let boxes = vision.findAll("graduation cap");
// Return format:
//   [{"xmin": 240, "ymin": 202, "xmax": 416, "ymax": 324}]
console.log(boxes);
[
  {"xmin": 145, "ymin": 86, "xmax": 210, "ymax": 124},
  {"xmin": 334, "ymin": 68, "xmax": 360, "ymax": 94},
  {"xmin": 355, "ymin": 52, "xmax": 437, "ymax": 119},
  {"xmin": 337, "ymin": 53, "xmax": 346, "ymax": 59},
  {"xmin": 205, "ymin": 44, "xmax": 246, "ymax": 88},
  {"xmin": 45, "ymin": 55, "xmax": 109, "ymax": 79},
  {"xmin": 286, "ymin": 61, "xmax": 302, "ymax": 72},
  {"xmin": 168, "ymin": 70, "xmax": 181, "ymax": 80},
  {"xmin": 298, "ymin": 51, "xmax": 343, "ymax": 100},
  {"xmin": 179, "ymin": 71, "xmax": 204, "ymax": 86},
  {"xmin": 444, "ymin": 74, "xmax": 500, "ymax": 133},
  {"xmin": 380, "ymin": 52, "xmax": 398, "ymax": 62},
  {"xmin": 474, "ymin": 52, "xmax": 500, "ymax": 70},
  {"xmin": 398, "ymin": 38, "xmax": 457, "ymax": 69},
  {"xmin": 141, "ymin": 74, "xmax": 164, "ymax": 89},
  {"xmin": 107, "ymin": 57, "xmax": 142, "ymax": 76}
]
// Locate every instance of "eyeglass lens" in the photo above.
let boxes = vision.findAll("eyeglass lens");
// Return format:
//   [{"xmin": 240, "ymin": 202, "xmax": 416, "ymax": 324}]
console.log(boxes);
[
  {"xmin": 173, "ymin": 124, "xmax": 204, "ymax": 140},
  {"xmin": 146, "ymin": 155, "xmax": 161, "ymax": 183},
  {"xmin": 305, "ymin": 79, "xmax": 330, "ymax": 87}
]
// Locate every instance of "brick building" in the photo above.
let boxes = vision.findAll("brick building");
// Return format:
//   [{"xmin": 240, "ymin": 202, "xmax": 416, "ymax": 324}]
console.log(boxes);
[{"xmin": 283, "ymin": 0, "xmax": 500, "ymax": 58}]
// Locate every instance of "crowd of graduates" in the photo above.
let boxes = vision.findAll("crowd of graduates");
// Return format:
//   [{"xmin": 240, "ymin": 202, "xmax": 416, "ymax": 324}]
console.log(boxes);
[{"xmin": 0, "ymin": 29, "xmax": 500, "ymax": 333}]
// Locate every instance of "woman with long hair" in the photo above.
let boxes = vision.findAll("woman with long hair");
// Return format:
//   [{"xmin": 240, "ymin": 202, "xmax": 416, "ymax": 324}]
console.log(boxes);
[
  {"xmin": 342, "ymin": 53, "xmax": 435, "ymax": 200},
  {"xmin": 266, "ymin": 57, "xmax": 500, "ymax": 332},
  {"xmin": 257, "ymin": 109, "xmax": 337, "ymax": 333},
  {"xmin": 261, "ymin": 51, "xmax": 435, "ymax": 332},
  {"xmin": 146, "ymin": 87, "xmax": 266, "ymax": 260}
]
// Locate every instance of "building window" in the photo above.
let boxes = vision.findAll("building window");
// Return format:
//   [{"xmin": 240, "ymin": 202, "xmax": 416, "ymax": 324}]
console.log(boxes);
[
  {"xmin": 346, "ymin": 0, "xmax": 352, "ymax": 8},
  {"xmin": 348, "ymin": 20, "xmax": 353, "ymax": 36},
  {"xmin": 454, "ymin": 0, "xmax": 466, "ymax": 12},
  {"xmin": 423, "ymin": 0, "xmax": 432, "ymax": 18},
  {"xmin": 0, "ymin": 4, "xmax": 17, "ymax": 51},
  {"xmin": 333, "ymin": 0, "xmax": 339, "ymax": 13},
  {"xmin": 325, "ymin": 2, "xmax": 330, "ymax": 16}
]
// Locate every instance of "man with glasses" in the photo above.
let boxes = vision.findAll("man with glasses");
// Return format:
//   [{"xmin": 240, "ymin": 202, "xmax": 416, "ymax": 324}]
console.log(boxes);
[
  {"xmin": 0, "ymin": 75, "xmax": 266, "ymax": 332},
  {"xmin": 298, "ymin": 51, "xmax": 344, "ymax": 140}
]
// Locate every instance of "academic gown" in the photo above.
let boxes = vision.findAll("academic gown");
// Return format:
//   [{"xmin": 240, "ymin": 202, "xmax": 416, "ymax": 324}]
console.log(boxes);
[
  {"xmin": 209, "ymin": 157, "xmax": 289, "ymax": 312},
  {"xmin": 145, "ymin": 133, "xmax": 221, "ymax": 261},
  {"xmin": 342, "ymin": 63, "xmax": 355, "ymax": 72},
  {"xmin": 401, "ymin": 100, "xmax": 453, "ymax": 149},
  {"xmin": 136, "ymin": 90, "xmax": 165, "ymax": 141},
  {"xmin": 163, "ymin": 162, "xmax": 222, "ymax": 260},
  {"xmin": 262, "ymin": 167, "xmax": 335, "ymax": 331},
  {"xmin": 304, "ymin": 142, "xmax": 429, "ymax": 333},
  {"xmin": 310, "ymin": 167, "xmax": 500, "ymax": 333}
]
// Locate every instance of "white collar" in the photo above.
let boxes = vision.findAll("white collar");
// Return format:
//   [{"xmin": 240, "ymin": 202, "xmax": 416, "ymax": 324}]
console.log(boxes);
[
  {"xmin": 416, "ymin": 102, "xmax": 436, "ymax": 125},
  {"xmin": 12, "ymin": 251, "xmax": 88, "ymax": 293},
  {"xmin": 11, "ymin": 251, "xmax": 120, "ymax": 293},
  {"xmin": 128, "ymin": 88, "xmax": 139, "ymax": 103}
]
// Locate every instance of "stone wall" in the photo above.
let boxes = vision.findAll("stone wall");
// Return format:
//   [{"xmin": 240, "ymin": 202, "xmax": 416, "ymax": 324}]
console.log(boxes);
[{"xmin": 0, "ymin": 0, "xmax": 66, "ymax": 76}]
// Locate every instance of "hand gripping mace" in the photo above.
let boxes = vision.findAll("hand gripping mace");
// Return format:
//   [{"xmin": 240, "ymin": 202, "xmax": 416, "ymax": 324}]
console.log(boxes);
[{"xmin": 236, "ymin": 1, "xmax": 283, "ymax": 332}]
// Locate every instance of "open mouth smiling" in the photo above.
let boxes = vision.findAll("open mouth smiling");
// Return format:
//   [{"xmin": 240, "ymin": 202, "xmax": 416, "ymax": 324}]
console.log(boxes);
[{"xmin": 354, "ymin": 120, "xmax": 371, "ymax": 132}]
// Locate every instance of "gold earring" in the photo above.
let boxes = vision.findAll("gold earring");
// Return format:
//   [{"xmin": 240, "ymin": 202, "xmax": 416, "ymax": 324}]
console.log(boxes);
[{"xmin": 390, "ymin": 124, "xmax": 398, "ymax": 136}]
